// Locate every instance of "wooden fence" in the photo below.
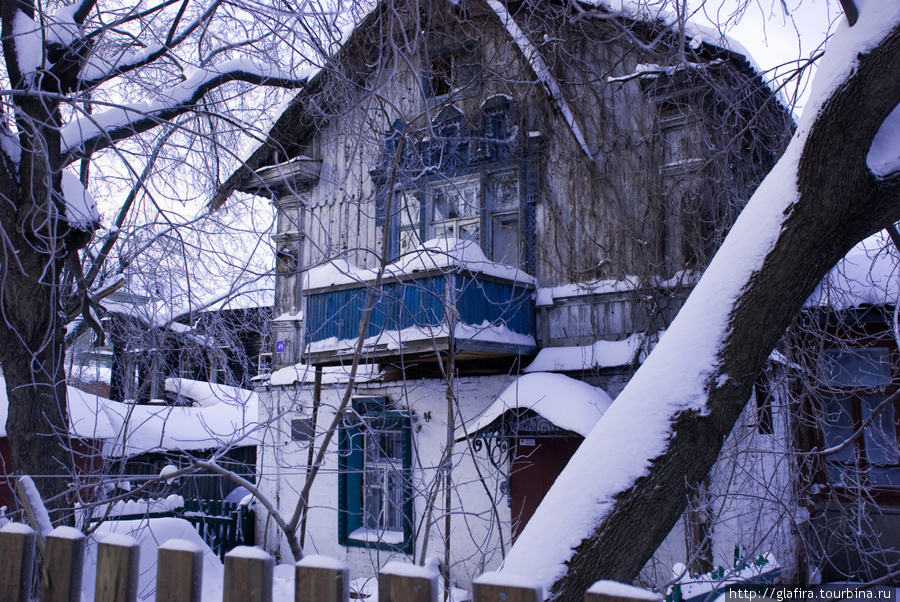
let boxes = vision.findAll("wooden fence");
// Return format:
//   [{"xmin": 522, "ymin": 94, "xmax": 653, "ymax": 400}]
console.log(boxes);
[{"xmin": 0, "ymin": 523, "xmax": 662, "ymax": 602}]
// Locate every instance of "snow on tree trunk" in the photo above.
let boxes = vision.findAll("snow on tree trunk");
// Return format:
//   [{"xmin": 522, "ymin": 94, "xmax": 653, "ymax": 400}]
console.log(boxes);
[{"xmin": 501, "ymin": 5, "xmax": 900, "ymax": 600}]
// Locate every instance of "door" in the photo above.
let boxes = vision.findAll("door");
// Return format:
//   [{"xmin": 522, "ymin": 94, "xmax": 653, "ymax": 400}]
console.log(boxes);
[{"xmin": 509, "ymin": 436, "xmax": 583, "ymax": 541}]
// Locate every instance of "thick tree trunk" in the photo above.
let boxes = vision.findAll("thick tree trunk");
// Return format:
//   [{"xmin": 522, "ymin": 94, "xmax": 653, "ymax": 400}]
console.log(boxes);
[
  {"xmin": 504, "ymin": 16, "xmax": 900, "ymax": 602},
  {"xmin": 0, "ymin": 149, "xmax": 76, "ymax": 519},
  {"xmin": 0, "ymin": 1, "xmax": 77, "ymax": 516}
]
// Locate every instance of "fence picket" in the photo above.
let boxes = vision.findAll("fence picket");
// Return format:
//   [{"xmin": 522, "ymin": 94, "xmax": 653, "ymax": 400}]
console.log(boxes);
[
  {"xmin": 378, "ymin": 562, "xmax": 438, "ymax": 602},
  {"xmin": 0, "ymin": 524, "xmax": 670, "ymax": 602},
  {"xmin": 472, "ymin": 572, "xmax": 542, "ymax": 602},
  {"xmin": 223, "ymin": 546, "xmax": 273, "ymax": 602},
  {"xmin": 94, "ymin": 535, "xmax": 140, "ymax": 602},
  {"xmin": 155, "ymin": 540, "xmax": 204, "ymax": 602},
  {"xmin": 0, "ymin": 524, "xmax": 35, "ymax": 602},
  {"xmin": 295, "ymin": 556, "xmax": 349, "ymax": 602},
  {"xmin": 41, "ymin": 527, "xmax": 86, "ymax": 602}
]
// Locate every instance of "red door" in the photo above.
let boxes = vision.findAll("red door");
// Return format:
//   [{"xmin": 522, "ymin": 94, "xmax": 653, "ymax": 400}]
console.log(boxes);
[{"xmin": 509, "ymin": 436, "xmax": 583, "ymax": 541}]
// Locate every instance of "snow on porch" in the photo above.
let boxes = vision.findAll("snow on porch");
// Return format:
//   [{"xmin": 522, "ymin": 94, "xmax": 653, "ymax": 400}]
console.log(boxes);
[{"xmin": 461, "ymin": 372, "xmax": 613, "ymax": 439}]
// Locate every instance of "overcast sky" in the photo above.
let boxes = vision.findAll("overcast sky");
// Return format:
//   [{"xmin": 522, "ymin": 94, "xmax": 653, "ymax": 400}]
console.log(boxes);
[{"xmin": 695, "ymin": 0, "xmax": 845, "ymax": 114}]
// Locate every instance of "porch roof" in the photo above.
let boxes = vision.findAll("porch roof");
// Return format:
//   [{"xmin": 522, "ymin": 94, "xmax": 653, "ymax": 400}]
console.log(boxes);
[{"xmin": 461, "ymin": 372, "xmax": 613, "ymax": 439}]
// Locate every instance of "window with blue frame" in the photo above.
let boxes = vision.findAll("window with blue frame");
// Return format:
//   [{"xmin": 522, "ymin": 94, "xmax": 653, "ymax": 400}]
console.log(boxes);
[{"xmin": 338, "ymin": 397, "xmax": 414, "ymax": 553}]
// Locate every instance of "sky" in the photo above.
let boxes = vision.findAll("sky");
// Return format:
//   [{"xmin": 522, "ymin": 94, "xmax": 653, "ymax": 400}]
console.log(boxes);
[{"xmin": 692, "ymin": 0, "xmax": 843, "ymax": 114}]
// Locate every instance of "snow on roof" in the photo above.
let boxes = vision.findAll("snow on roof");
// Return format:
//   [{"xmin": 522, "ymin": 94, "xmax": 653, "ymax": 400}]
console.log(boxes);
[
  {"xmin": 304, "ymin": 238, "xmax": 536, "ymax": 291},
  {"xmin": 584, "ymin": 0, "xmax": 761, "ymax": 72},
  {"xmin": 807, "ymin": 236, "xmax": 900, "ymax": 311},
  {"xmin": 268, "ymin": 363, "xmax": 384, "ymax": 387},
  {"xmin": 524, "ymin": 333, "xmax": 646, "ymax": 373},
  {"xmin": 535, "ymin": 271, "xmax": 699, "ymax": 306},
  {"xmin": 101, "ymin": 386, "xmax": 259, "ymax": 458},
  {"xmin": 0, "ymin": 382, "xmax": 117, "ymax": 440},
  {"xmin": 0, "ymin": 375, "xmax": 259, "ymax": 456},
  {"xmin": 305, "ymin": 322, "xmax": 536, "ymax": 357},
  {"xmin": 463, "ymin": 373, "xmax": 612, "ymax": 438},
  {"xmin": 164, "ymin": 378, "xmax": 255, "ymax": 408}
]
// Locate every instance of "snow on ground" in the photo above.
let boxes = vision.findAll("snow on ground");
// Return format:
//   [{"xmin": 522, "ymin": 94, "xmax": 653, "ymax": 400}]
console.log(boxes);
[
  {"xmin": 500, "ymin": 3, "xmax": 900, "ymax": 589},
  {"xmin": 83, "ymin": 518, "xmax": 226, "ymax": 602}
]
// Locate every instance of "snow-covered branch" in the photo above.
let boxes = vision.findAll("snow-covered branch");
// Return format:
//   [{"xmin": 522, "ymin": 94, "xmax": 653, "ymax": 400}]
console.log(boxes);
[{"xmin": 61, "ymin": 60, "xmax": 308, "ymax": 162}]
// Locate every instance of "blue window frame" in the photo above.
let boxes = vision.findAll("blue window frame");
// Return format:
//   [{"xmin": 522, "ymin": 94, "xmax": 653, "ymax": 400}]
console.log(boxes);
[{"xmin": 338, "ymin": 397, "xmax": 414, "ymax": 553}]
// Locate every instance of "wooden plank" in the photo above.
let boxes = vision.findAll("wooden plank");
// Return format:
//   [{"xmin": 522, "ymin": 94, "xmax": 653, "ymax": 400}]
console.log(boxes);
[
  {"xmin": 223, "ymin": 546, "xmax": 273, "ymax": 602},
  {"xmin": 41, "ymin": 526, "xmax": 86, "ymax": 602},
  {"xmin": 378, "ymin": 562, "xmax": 438, "ymax": 602},
  {"xmin": 472, "ymin": 572, "xmax": 542, "ymax": 602},
  {"xmin": 155, "ymin": 540, "xmax": 203, "ymax": 602},
  {"xmin": 584, "ymin": 580, "xmax": 663, "ymax": 602},
  {"xmin": 0, "ymin": 524, "xmax": 36, "ymax": 602},
  {"xmin": 94, "ymin": 534, "xmax": 140, "ymax": 602},
  {"xmin": 295, "ymin": 556, "xmax": 349, "ymax": 602}
]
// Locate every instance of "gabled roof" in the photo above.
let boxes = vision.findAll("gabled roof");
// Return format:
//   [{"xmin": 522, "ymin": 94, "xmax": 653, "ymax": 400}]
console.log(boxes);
[{"xmin": 209, "ymin": 0, "xmax": 762, "ymax": 211}]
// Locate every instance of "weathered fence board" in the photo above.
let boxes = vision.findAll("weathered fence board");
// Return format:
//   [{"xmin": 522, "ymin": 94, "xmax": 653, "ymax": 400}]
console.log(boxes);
[
  {"xmin": 0, "ymin": 525, "xmax": 665, "ymax": 602},
  {"xmin": 378, "ymin": 561, "xmax": 439, "ymax": 602},
  {"xmin": 0, "ymin": 524, "xmax": 35, "ymax": 602},
  {"xmin": 223, "ymin": 546, "xmax": 274, "ymax": 602},
  {"xmin": 295, "ymin": 555, "xmax": 349, "ymax": 602},
  {"xmin": 472, "ymin": 571, "xmax": 542, "ymax": 602},
  {"xmin": 42, "ymin": 526, "xmax": 86, "ymax": 602},
  {"xmin": 94, "ymin": 535, "xmax": 140, "ymax": 602},
  {"xmin": 155, "ymin": 541, "xmax": 204, "ymax": 602}
]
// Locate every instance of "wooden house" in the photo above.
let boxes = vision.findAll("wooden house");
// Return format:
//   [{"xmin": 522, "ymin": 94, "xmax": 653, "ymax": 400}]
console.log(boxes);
[{"xmin": 214, "ymin": 0, "xmax": 791, "ymax": 588}]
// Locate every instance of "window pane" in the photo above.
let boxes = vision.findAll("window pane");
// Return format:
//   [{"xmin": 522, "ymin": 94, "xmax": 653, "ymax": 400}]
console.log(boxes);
[
  {"xmin": 431, "ymin": 223, "xmax": 455, "ymax": 239},
  {"xmin": 861, "ymin": 395, "xmax": 899, "ymax": 465},
  {"xmin": 822, "ymin": 395, "xmax": 855, "ymax": 466},
  {"xmin": 399, "ymin": 191, "xmax": 420, "ymax": 228},
  {"xmin": 492, "ymin": 214, "xmax": 521, "ymax": 266},
  {"xmin": 459, "ymin": 222, "xmax": 479, "ymax": 243},
  {"xmin": 822, "ymin": 347, "xmax": 892, "ymax": 388},
  {"xmin": 399, "ymin": 228, "xmax": 420, "ymax": 255},
  {"xmin": 433, "ymin": 192, "xmax": 456, "ymax": 222},
  {"xmin": 364, "ymin": 427, "xmax": 404, "ymax": 531}
]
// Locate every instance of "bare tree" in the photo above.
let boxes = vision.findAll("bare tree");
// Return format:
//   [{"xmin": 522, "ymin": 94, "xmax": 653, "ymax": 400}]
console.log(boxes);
[{"xmin": 0, "ymin": 0, "xmax": 340, "ymax": 516}]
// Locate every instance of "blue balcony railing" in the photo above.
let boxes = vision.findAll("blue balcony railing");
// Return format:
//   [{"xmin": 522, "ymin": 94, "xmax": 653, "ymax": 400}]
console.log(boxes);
[{"xmin": 301, "ymin": 241, "xmax": 536, "ymax": 364}]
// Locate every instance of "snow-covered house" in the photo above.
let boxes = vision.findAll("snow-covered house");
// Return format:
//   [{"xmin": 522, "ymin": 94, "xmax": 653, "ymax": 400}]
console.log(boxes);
[
  {"xmin": 776, "ymin": 240, "xmax": 900, "ymax": 583},
  {"xmin": 213, "ymin": 0, "xmax": 791, "ymax": 587}
]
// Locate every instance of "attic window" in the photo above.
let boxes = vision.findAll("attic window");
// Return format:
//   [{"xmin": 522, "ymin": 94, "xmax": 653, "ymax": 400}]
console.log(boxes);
[
  {"xmin": 428, "ymin": 54, "xmax": 453, "ymax": 97},
  {"xmin": 424, "ymin": 44, "xmax": 479, "ymax": 100}
]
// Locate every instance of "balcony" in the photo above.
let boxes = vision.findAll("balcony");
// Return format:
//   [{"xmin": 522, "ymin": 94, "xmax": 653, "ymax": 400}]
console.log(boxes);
[{"xmin": 301, "ymin": 240, "xmax": 536, "ymax": 366}]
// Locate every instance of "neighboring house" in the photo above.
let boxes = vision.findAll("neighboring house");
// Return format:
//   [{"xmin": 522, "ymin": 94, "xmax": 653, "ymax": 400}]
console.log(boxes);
[
  {"xmin": 781, "ymin": 242, "xmax": 900, "ymax": 584},
  {"xmin": 105, "ymin": 304, "xmax": 270, "ymax": 404},
  {"xmin": 214, "ymin": 0, "xmax": 790, "ymax": 588},
  {"xmin": 0, "ymin": 377, "xmax": 259, "ymax": 527}
]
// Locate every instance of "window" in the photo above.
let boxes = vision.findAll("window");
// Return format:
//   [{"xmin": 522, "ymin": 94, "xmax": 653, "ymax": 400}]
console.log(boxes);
[
  {"xmin": 658, "ymin": 100, "xmax": 703, "ymax": 174},
  {"xmin": 391, "ymin": 173, "xmax": 524, "ymax": 268},
  {"xmin": 430, "ymin": 178, "xmax": 480, "ymax": 243},
  {"xmin": 338, "ymin": 397, "xmax": 413, "ymax": 552},
  {"xmin": 813, "ymin": 345, "xmax": 900, "ymax": 490},
  {"xmin": 424, "ymin": 45, "xmax": 479, "ymax": 101}
]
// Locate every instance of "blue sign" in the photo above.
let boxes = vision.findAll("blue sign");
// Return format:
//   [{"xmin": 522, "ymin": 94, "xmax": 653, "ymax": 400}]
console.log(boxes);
[{"xmin": 275, "ymin": 340, "xmax": 286, "ymax": 353}]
